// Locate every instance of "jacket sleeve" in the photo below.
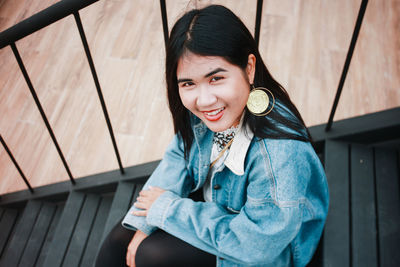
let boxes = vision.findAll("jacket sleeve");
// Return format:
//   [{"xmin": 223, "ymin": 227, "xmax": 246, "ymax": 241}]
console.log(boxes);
[
  {"xmin": 122, "ymin": 134, "xmax": 193, "ymax": 235},
  {"xmin": 145, "ymin": 140, "xmax": 324, "ymax": 265}
]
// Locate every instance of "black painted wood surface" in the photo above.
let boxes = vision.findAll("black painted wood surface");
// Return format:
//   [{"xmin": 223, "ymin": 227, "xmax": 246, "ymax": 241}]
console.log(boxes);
[
  {"xmin": 0, "ymin": 200, "xmax": 42, "ymax": 266},
  {"xmin": 0, "ymin": 138, "xmax": 398, "ymax": 267},
  {"xmin": 42, "ymin": 191, "xmax": 85, "ymax": 267},
  {"xmin": 80, "ymin": 195, "xmax": 113, "ymax": 267},
  {"xmin": 323, "ymin": 140, "xmax": 350, "ymax": 267},
  {"xmin": 0, "ymin": 208, "xmax": 19, "ymax": 258},
  {"xmin": 101, "ymin": 181, "xmax": 138, "ymax": 241},
  {"xmin": 35, "ymin": 204, "xmax": 64, "ymax": 267},
  {"xmin": 322, "ymin": 142, "xmax": 399, "ymax": 267},
  {"xmin": 19, "ymin": 203, "xmax": 56, "ymax": 267},
  {"xmin": 62, "ymin": 194, "xmax": 101, "ymax": 266},
  {"xmin": 375, "ymin": 148, "xmax": 400, "ymax": 267},
  {"xmin": 350, "ymin": 144, "xmax": 378, "ymax": 266}
]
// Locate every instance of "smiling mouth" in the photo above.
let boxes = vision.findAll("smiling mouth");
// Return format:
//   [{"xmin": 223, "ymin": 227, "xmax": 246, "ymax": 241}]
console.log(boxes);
[
  {"xmin": 204, "ymin": 107, "xmax": 225, "ymax": 116},
  {"xmin": 202, "ymin": 107, "xmax": 225, "ymax": 121}
]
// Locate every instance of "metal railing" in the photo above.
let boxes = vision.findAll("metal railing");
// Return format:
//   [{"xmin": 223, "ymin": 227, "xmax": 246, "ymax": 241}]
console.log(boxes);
[
  {"xmin": 158, "ymin": 0, "xmax": 264, "ymax": 48},
  {"xmin": 0, "ymin": 135, "xmax": 33, "ymax": 193},
  {"xmin": 0, "ymin": 0, "xmax": 367, "ymax": 193},
  {"xmin": 0, "ymin": 0, "xmax": 124, "ymax": 191},
  {"xmin": 325, "ymin": 0, "xmax": 368, "ymax": 131}
]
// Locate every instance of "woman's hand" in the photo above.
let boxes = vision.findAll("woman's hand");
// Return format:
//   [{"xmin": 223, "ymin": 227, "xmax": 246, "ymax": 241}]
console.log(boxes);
[
  {"xmin": 133, "ymin": 186, "xmax": 166, "ymax": 217},
  {"xmin": 126, "ymin": 230, "xmax": 148, "ymax": 267},
  {"xmin": 127, "ymin": 187, "xmax": 164, "ymax": 265}
]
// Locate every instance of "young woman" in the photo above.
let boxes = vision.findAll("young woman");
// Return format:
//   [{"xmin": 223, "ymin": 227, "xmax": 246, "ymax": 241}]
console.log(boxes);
[{"xmin": 96, "ymin": 5, "xmax": 328, "ymax": 267}]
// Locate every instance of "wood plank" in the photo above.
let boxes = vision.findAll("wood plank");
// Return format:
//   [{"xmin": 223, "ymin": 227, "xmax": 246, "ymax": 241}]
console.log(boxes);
[
  {"xmin": 309, "ymin": 108, "xmax": 400, "ymax": 144},
  {"xmin": 1, "ymin": 200, "xmax": 41, "ymax": 266},
  {"xmin": 42, "ymin": 191, "xmax": 85, "ymax": 267},
  {"xmin": 322, "ymin": 140, "xmax": 350, "ymax": 267},
  {"xmin": 1, "ymin": 0, "xmax": 399, "ymax": 196},
  {"xmin": 18, "ymin": 203, "xmax": 56, "ymax": 267},
  {"xmin": 62, "ymin": 194, "xmax": 101, "ymax": 267},
  {"xmin": 0, "ymin": 208, "xmax": 18, "ymax": 257},
  {"xmin": 350, "ymin": 144, "xmax": 378, "ymax": 266},
  {"xmin": 0, "ymin": 161, "xmax": 156, "ymax": 206},
  {"xmin": 80, "ymin": 194, "xmax": 113, "ymax": 267},
  {"xmin": 102, "ymin": 182, "xmax": 135, "ymax": 240},
  {"xmin": 35, "ymin": 203, "xmax": 64, "ymax": 267},
  {"xmin": 375, "ymin": 148, "xmax": 400, "ymax": 267}
]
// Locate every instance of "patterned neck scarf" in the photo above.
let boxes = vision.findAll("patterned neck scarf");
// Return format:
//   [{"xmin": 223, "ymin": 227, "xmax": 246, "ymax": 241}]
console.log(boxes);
[{"xmin": 213, "ymin": 125, "xmax": 238, "ymax": 152}]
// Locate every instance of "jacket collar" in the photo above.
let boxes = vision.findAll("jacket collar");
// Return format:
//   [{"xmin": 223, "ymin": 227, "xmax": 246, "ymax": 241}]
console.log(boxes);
[
  {"xmin": 224, "ymin": 116, "xmax": 254, "ymax": 175},
  {"xmin": 192, "ymin": 113, "xmax": 254, "ymax": 176}
]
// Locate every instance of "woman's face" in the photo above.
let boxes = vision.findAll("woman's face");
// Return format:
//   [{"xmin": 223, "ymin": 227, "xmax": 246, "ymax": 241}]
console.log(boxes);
[{"xmin": 177, "ymin": 53, "xmax": 255, "ymax": 132}]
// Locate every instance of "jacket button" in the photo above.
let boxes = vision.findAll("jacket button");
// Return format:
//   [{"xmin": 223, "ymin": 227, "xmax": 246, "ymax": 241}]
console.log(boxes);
[{"xmin": 213, "ymin": 184, "xmax": 221, "ymax": 190}]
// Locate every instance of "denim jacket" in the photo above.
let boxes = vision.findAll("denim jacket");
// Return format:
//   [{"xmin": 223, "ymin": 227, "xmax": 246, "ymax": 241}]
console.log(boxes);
[{"xmin": 122, "ymin": 116, "xmax": 329, "ymax": 267}]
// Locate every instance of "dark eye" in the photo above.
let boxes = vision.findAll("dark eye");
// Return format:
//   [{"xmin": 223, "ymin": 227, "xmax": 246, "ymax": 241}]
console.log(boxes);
[
  {"xmin": 210, "ymin": 76, "xmax": 223, "ymax": 82},
  {"xmin": 181, "ymin": 81, "xmax": 194, "ymax": 87}
]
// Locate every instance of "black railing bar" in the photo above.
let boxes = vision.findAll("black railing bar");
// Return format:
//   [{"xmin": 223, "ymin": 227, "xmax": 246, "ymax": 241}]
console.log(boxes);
[
  {"xmin": 0, "ymin": 134, "xmax": 34, "ymax": 193},
  {"xmin": 254, "ymin": 0, "xmax": 264, "ymax": 47},
  {"xmin": 73, "ymin": 11, "xmax": 125, "ymax": 174},
  {"xmin": 10, "ymin": 42, "xmax": 75, "ymax": 184},
  {"xmin": 325, "ymin": 0, "xmax": 369, "ymax": 132},
  {"xmin": 0, "ymin": 0, "xmax": 98, "ymax": 49},
  {"xmin": 160, "ymin": 0, "xmax": 169, "ymax": 48}
]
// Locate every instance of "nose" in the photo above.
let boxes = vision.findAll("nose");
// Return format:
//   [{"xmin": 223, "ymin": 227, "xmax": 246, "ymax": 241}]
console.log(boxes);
[{"xmin": 196, "ymin": 85, "xmax": 217, "ymax": 108}]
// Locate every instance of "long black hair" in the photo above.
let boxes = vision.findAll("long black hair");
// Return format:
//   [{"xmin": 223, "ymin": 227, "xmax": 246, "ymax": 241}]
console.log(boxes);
[{"xmin": 166, "ymin": 5, "xmax": 311, "ymax": 157}]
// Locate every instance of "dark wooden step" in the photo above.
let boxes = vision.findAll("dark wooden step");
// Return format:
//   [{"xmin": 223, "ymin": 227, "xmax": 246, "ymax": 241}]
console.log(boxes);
[
  {"xmin": 79, "ymin": 194, "xmax": 113, "ymax": 267},
  {"xmin": 322, "ymin": 141, "xmax": 400, "ymax": 267},
  {"xmin": 101, "ymin": 181, "xmax": 142, "ymax": 241},
  {"xmin": 0, "ymin": 200, "xmax": 42, "ymax": 267},
  {"xmin": 35, "ymin": 204, "xmax": 64, "ymax": 267},
  {"xmin": 42, "ymin": 191, "xmax": 86, "ymax": 267},
  {"xmin": 323, "ymin": 140, "xmax": 351, "ymax": 267},
  {"xmin": 375, "ymin": 148, "xmax": 400, "ymax": 266},
  {"xmin": 41, "ymin": 190, "xmax": 117, "ymax": 267},
  {"xmin": 19, "ymin": 203, "xmax": 57, "ymax": 267},
  {"xmin": 0, "ymin": 208, "xmax": 19, "ymax": 259},
  {"xmin": 61, "ymin": 193, "xmax": 101, "ymax": 267},
  {"xmin": 350, "ymin": 144, "xmax": 378, "ymax": 266}
]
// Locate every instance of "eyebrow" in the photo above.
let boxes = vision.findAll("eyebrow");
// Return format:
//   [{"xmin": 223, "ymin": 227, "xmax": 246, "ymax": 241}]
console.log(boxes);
[
  {"xmin": 205, "ymin": 68, "xmax": 227, "ymax": 78},
  {"xmin": 177, "ymin": 68, "xmax": 227, "ymax": 84}
]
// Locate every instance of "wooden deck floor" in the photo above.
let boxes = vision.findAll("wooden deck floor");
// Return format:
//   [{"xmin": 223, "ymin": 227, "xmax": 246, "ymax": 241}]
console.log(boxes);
[
  {"xmin": 322, "ymin": 141, "xmax": 400, "ymax": 266},
  {"xmin": 1, "ymin": 137, "xmax": 399, "ymax": 266},
  {"xmin": 0, "ymin": 0, "xmax": 399, "ymax": 195}
]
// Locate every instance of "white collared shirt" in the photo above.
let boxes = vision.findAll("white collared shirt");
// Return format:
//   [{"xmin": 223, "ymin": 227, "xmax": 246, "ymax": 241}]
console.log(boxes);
[{"xmin": 203, "ymin": 116, "xmax": 254, "ymax": 202}]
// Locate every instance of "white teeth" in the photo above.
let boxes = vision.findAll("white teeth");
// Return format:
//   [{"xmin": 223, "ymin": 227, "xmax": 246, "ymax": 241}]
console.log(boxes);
[{"xmin": 206, "ymin": 107, "xmax": 224, "ymax": 116}]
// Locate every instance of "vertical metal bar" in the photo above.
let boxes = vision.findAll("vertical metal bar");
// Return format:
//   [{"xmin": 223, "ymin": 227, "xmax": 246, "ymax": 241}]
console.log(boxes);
[
  {"xmin": 73, "ymin": 11, "xmax": 124, "ymax": 174},
  {"xmin": 10, "ymin": 42, "xmax": 75, "ymax": 184},
  {"xmin": 160, "ymin": 0, "xmax": 169, "ymax": 49},
  {"xmin": 325, "ymin": 0, "xmax": 369, "ymax": 131},
  {"xmin": 0, "ymin": 135, "xmax": 34, "ymax": 193},
  {"xmin": 254, "ymin": 0, "xmax": 263, "ymax": 47}
]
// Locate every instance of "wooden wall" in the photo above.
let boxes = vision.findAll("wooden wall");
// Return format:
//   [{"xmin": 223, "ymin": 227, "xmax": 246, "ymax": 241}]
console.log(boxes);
[{"xmin": 0, "ymin": 0, "xmax": 399, "ymax": 194}]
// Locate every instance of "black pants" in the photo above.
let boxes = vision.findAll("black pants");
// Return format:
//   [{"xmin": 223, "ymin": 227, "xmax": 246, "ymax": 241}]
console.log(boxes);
[{"xmin": 95, "ymin": 191, "xmax": 216, "ymax": 267}]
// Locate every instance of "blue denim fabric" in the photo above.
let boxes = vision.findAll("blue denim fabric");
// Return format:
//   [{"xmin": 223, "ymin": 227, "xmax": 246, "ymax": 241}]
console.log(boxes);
[{"xmin": 122, "ymin": 117, "xmax": 329, "ymax": 267}]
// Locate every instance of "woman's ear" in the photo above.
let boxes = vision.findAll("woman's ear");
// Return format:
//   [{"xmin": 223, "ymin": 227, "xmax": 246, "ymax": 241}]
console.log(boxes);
[{"xmin": 246, "ymin": 54, "xmax": 256, "ymax": 84}]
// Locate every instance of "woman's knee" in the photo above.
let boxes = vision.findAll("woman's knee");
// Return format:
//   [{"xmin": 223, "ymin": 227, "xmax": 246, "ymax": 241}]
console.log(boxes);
[
  {"xmin": 95, "ymin": 221, "xmax": 134, "ymax": 267},
  {"xmin": 135, "ymin": 235, "xmax": 163, "ymax": 267},
  {"xmin": 135, "ymin": 230, "xmax": 215, "ymax": 267}
]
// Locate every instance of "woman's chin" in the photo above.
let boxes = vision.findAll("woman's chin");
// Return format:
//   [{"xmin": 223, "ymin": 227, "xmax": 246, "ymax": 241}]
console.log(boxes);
[{"xmin": 201, "ymin": 119, "xmax": 232, "ymax": 133}]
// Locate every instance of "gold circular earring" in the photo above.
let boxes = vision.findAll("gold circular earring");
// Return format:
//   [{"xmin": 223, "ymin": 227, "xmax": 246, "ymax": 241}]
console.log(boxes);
[{"xmin": 246, "ymin": 85, "xmax": 275, "ymax": 116}]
